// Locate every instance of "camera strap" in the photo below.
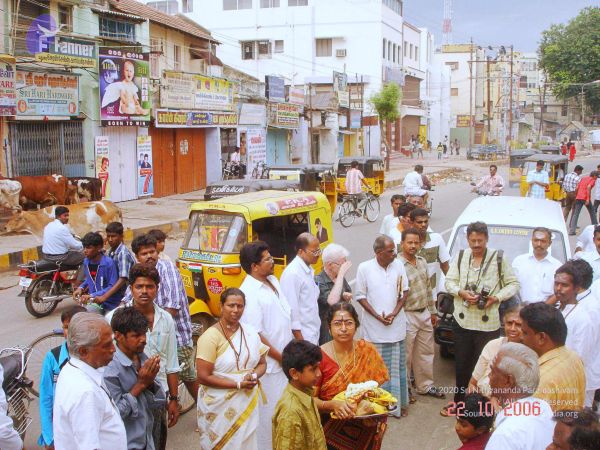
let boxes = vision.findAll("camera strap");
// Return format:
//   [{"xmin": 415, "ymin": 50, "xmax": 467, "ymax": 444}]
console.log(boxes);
[{"xmin": 464, "ymin": 249, "xmax": 497, "ymax": 291}]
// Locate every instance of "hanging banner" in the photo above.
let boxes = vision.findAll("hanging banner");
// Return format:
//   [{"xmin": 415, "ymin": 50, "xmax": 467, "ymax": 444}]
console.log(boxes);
[
  {"xmin": 15, "ymin": 70, "xmax": 79, "ymax": 116},
  {"xmin": 160, "ymin": 71, "xmax": 235, "ymax": 111},
  {"xmin": 154, "ymin": 109, "xmax": 238, "ymax": 127},
  {"xmin": 265, "ymin": 76, "xmax": 285, "ymax": 103},
  {"xmin": 287, "ymin": 86, "xmax": 305, "ymax": 106},
  {"xmin": 99, "ymin": 48, "xmax": 150, "ymax": 126},
  {"xmin": 267, "ymin": 103, "xmax": 300, "ymax": 128},
  {"xmin": 0, "ymin": 58, "xmax": 16, "ymax": 116},
  {"xmin": 137, "ymin": 135, "xmax": 154, "ymax": 197},
  {"xmin": 246, "ymin": 128, "xmax": 267, "ymax": 172},
  {"xmin": 95, "ymin": 136, "xmax": 110, "ymax": 199},
  {"xmin": 333, "ymin": 71, "xmax": 349, "ymax": 108},
  {"xmin": 239, "ymin": 103, "xmax": 266, "ymax": 126}
]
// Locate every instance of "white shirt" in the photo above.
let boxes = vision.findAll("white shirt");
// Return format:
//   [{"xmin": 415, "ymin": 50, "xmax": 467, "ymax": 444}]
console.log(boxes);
[
  {"xmin": 511, "ymin": 253, "xmax": 561, "ymax": 303},
  {"xmin": 576, "ymin": 224, "xmax": 596, "ymax": 253},
  {"xmin": 0, "ymin": 366, "xmax": 22, "ymax": 450},
  {"xmin": 576, "ymin": 250, "xmax": 600, "ymax": 281},
  {"xmin": 280, "ymin": 256, "xmax": 321, "ymax": 345},
  {"xmin": 574, "ymin": 289, "xmax": 600, "ymax": 390},
  {"xmin": 230, "ymin": 151, "xmax": 240, "ymax": 163},
  {"xmin": 240, "ymin": 274, "xmax": 293, "ymax": 373},
  {"xmin": 526, "ymin": 170, "xmax": 550, "ymax": 199},
  {"xmin": 354, "ymin": 258, "xmax": 409, "ymax": 343},
  {"xmin": 42, "ymin": 219, "xmax": 83, "ymax": 255},
  {"xmin": 53, "ymin": 358, "xmax": 127, "ymax": 450},
  {"xmin": 485, "ymin": 397, "xmax": 554, "ymax": 450},
  {"xmin": 402, "ymin": 171, "xmax": 424, "ymax": 195},
  {"xmin": 594, "ymin": 183, "xmax": 600, "ymax": 201},
  {"xmin": 379, "ymin": 213, "xmax": 399, "ymax": 236}
]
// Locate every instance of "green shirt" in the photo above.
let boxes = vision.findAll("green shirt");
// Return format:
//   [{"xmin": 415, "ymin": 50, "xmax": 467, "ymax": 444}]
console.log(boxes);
[{"xmin": 272, "ymin": 384, "xmax": 326, "ymax": 450}]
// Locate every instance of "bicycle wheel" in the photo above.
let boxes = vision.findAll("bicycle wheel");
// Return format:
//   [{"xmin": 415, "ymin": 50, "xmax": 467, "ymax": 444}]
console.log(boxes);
[
  {"xmin": 364, "ymin": 195, "xmax": 380, "ymax": 222},
  {"xmin": 26, "ymin": 330, "xmax": 65, "ymax": 397},
  {"xmin": 339, "ymin": 200, "xmax": 356, "ymax": 228}
]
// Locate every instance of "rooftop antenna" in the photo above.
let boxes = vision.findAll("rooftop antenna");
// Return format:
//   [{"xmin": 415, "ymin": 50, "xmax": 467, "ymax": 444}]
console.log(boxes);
[{"xmin": 442, "ymin": 0, "xmax": 453, "ymax": 45}]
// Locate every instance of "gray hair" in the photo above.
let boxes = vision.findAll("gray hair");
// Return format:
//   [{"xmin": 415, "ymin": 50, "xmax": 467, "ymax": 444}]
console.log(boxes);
[
  {"xmin": 67, "ymin": 312, "xmax": 110, "ymax": 357},
  {"xmin": 373, "ymin": 235, "xmax": 393, "ymax": 253},
  {"xmin": 322, "ymin": 243, "xmax": 350, "ymax": 264},
  {"xmin": 496, "ymin": 342, "xmax": 540, "ymax": 396}
]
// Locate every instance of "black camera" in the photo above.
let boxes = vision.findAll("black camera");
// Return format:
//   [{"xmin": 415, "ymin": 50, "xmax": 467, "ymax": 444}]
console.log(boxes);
[{"xmin": 478, "ymin": 286, "xmax": 490, "ymax": 310}]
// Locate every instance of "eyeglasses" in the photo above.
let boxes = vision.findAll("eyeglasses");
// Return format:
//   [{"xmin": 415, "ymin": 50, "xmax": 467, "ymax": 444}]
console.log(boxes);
[
  {"xmin": 260, "ymin": 256, "xmax": 274, "ymax": 263},
  {"xmin": 331, "ymin": 320, "xmax": 356, "ymax": 328},
  {"xmin": 305, "ymin": 248, "xmax": 322, "ymax": 257}
]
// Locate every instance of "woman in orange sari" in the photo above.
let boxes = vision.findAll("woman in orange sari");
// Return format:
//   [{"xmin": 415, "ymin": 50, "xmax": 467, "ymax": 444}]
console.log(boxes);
[{"xmin": 315, "ymin": 302, "xmax": 390, "ymax": 450}]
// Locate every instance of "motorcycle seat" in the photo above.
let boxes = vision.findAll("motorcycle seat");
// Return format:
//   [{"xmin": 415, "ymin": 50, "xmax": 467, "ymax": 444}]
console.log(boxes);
[
  {"xmin": 33, "ymin": 259, "xmax": 80, "ymax": 272},
  {"xmin": 0, "ymin": 354, "xmax": 22, "ymax": 389}
]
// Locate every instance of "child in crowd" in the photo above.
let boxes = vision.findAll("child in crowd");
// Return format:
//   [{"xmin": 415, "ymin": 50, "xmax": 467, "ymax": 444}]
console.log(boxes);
[
  {"xmin": 455, "ymin": 392, "xmax": 494, "ymax": 450},
  {"xmin": 272, "ymin": 340, "xmax": 326, "ymax": 450},
  {"xmin": 148, "ymin": 229, "xmax": 172, "ymax": 262},
  {"xmin": 38, "ymin": 305, "xmax": 87, "ymax": 448}
]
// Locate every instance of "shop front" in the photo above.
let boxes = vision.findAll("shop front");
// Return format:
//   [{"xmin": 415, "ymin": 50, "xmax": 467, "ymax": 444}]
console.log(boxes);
[
  {"xmin": 238, "ymin": 103, "xmax": 267, "ymax": 177},
  {"xmin": 266, "ymin": 102, "xmax": 300, "ymax": 165}
]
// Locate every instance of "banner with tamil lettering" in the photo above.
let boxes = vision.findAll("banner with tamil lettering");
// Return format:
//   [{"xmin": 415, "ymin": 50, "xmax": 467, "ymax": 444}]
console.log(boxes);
[
  {"xmin": 154, "ymin": 109, "xmax": 237, "ymax": 127},
  {"xmin": 160, "ymin": 71, "xmax": 235, "ymax": 111},
  {"xmin": 0, "ymin": 58, "xmax": 16, "ymax": 116},
  {"xmin": 15, "ymin": 70, "xmax": 79, "ymax": 116}
]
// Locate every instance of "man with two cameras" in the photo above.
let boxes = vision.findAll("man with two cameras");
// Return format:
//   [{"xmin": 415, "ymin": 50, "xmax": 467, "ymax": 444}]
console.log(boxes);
[{"xmin": 440, "ymin": 221, "xmax": 520, "ymax": 416}]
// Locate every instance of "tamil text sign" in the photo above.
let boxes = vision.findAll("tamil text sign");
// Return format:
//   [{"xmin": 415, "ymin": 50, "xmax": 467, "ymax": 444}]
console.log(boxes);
[
  {"xmin": 456, "ymin": 115, "xmax": 473, "ymax": 127},
  {"xmin": 16, "ymin": 70, "xmax": 79, "ymax": 116},
  {"xmin": 35, "ymin": 36, "xmax": 96, "ymax": 68},
  {"xmin": 0, "ymin": 58, "xmax": 16, "ymax": 116},
  {"xmin": 160, "ymin": 71, "xmax": 235, "ymax": 111},
  {"xmin": 268, "ymin": 103, "xmax": 300, "ymax": 128},
  {"xmin": 155, "ymin": 109, "xmax": 237, "ymax": 127}
]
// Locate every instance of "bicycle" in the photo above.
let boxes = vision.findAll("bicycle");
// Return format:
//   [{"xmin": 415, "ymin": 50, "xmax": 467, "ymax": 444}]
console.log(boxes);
[
  {"xmin": 251, "ymin": 161, "xmax": 269, "ymax": 179},
  {"xmin": 338, "ymin": 188, "xmax": 380, "ymax": 228}
]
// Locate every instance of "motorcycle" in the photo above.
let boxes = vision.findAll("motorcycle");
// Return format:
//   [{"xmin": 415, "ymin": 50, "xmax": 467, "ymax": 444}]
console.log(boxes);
[
  {"xmin": 470, "ymin": 181, "xmax": 502, "ymax": 196},
  {"xmin": 0, "ymin": 348, "xmax": 33, "ymax": 440},
  {"xmin": 18, "ymin": 259, "xmax": 80, "ymax": 318}
]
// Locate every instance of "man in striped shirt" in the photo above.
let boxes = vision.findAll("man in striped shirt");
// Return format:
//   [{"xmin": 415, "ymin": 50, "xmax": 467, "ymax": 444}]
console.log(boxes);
[
  {"xmin": 106, "ymin": 221, "xmax": 135, "ymax": 299},
  {"xmin": 562, "ymin": 165, "xmax": 583, "ymax": 222}
]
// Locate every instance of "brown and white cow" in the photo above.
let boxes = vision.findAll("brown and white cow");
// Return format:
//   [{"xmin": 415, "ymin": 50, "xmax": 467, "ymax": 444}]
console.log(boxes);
[
  {"xmin": 14, "ymin": 174, "xmax": 78, "ymax": 209},
  {"xmin": 67, "ymin": 177, "xmax": 103, "ymax": 202},
  {"xmin": 0, "ymin": 179, "xmax": 22, "ymax": 211},
  {"xmin": 4, "ymin": 200, "xmax": 122, "ymax": 239}
]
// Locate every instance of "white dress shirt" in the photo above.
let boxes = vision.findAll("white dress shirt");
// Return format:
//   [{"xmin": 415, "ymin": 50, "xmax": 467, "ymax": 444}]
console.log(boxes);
[
  {"xmin": 485, "ymin": 397, "xmax": 554, "ymax": 450},
  {"xmin": 576, "ymin": 250, "xmax": 600, "ymax": 281},
  {"xmin": 379, "ymin": 213, "xmax": 399, "ymax": 236},
  {"xmin": 575, "ymin": 289, "xmax": 600, "ymax": 392},
  {"xmin": 354, "ymin": 258, "xmax": 410, "ymax": 343},
  {"xmin": 511, "ymin": 253, "xmax": 561, "ymax": 303},
  {"xmin": 280, "ymin": 256, "xmax": 321, "ymax": 345},
  {"xmin": 0, "ymin": 366, "xmax": 22, "ymax": 450},
  {"xmin": 42, "ymin": 219, "xmax": 83, "ymax": 255},
  {"xmin": 240, "ymin": 274, "xmax": 293, "ymax": 373},
  {"xmin": 402, "ymin": 171, "xmax": 424, "ymax": 196},
  {"xmin": 53, "ymin": 358, "xmax": 127, "ymax": 450},
  {"xmin": 576, "ymin": 224, "xmax": 596, "ymax": 253}
]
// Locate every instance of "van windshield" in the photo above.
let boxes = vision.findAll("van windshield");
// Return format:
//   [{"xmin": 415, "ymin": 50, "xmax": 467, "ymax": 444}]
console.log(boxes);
[
  {"xmin": 449, "ymin": 225, "xmax": 567, "ymax": 264},
  {"xmin": 183, "ymin": 212, "xmax": 247, "ymax": 253}
]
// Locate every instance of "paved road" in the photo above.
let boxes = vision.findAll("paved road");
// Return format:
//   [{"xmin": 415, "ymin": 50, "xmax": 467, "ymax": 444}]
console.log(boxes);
[{"xmin": 4, "ymin": 156, "xmax": 599, "ymax": 449}]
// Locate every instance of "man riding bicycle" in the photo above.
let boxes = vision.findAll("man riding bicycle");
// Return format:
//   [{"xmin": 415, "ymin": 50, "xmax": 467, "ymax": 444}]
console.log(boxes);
[{"xmin": 345, "ymin": 160, "xmax": 371, "ymax": 215}]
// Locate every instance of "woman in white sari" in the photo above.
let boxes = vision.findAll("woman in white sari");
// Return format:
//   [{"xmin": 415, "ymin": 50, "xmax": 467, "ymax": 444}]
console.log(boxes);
[{"xmin": 196, "ymin": 288, "xmax": 268, "ymax": 450}]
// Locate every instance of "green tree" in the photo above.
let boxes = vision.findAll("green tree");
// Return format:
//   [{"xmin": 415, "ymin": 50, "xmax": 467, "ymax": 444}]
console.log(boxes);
[
  {"xmin": 370, "ymin": 82, "xmax": 402, "ymax": 170},
  {"xmin": 538, "ymin": 7, "xmax": 600, "ymax": 115}
]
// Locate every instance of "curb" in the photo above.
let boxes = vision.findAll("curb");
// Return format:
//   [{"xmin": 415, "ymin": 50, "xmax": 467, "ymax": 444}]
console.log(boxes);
[{"xmin": 0, "ymin": 218, "xmax": 190, "ymax": 272}]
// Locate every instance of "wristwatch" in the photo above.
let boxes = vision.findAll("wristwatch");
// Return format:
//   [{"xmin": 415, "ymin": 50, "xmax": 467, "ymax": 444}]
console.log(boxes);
[{"xmin": 168, "ymin": 394, "xmax": 179, "ymax": 401}]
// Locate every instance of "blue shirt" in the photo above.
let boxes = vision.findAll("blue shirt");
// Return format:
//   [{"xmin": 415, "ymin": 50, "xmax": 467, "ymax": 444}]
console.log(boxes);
[
  {"xmin": 80, "ymin": 254, "xmax": 120, "ymax": 310},
  {"xmin": 107, "ymin": 242, "xmax": 135, "ymax": 297},
  {"xmin": 526, "ymin": 169, "xmax": 549, "ymax": 199},
  {"xmin": 38, "ymin": 342, "xmax": 69, "ymax": 447}
]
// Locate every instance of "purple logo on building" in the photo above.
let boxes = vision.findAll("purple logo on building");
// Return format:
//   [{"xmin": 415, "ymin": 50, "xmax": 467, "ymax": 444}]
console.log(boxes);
[{"xmin": 26, "ymin": 14, "xmax": 64, "ymax": 54}]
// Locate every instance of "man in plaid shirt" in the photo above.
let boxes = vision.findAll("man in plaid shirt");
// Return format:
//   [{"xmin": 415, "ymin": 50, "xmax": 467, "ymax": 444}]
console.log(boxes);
[{"xmin": 562, "ymin": 165, "xmax": 583, "ymax": 221}]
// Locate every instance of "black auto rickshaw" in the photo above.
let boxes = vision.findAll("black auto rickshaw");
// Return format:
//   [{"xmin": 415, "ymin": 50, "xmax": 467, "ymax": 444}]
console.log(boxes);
[
  {"xmin": 336, "ymin": 156, "xmax": 385, "ymax": 197},
  {"xmin": 268, "ymin": 164, "xmax": 337, "ymax": 212},
  {"xmin": 509, "ymin": 149, "xmax": 539, "ymax": 187},
  {"xmin": 203, "ymin": 179, "xmax": 301, "ymax": 201}
]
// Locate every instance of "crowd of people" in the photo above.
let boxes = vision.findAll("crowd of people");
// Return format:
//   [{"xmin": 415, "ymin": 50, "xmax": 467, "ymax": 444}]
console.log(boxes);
[{"xmin": 3, "ymin": 165, "xmax": 600, "ymax": 450}]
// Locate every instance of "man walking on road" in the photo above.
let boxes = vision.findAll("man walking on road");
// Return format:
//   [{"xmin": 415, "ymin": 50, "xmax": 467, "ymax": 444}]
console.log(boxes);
[
  {"xmin": 355, "ymin": 235, "xmax": 410, "ymax": 417},
  {"xmin": 562, "ymin": 165, "xmax": 583, "ymax": 222},
  {"xmin": 398, "ymin": 229, "xmax": 445, "ymax": 400},
  {"xmin": 569, "ymin": 170, "xmax": 598, "ymax": 235}
]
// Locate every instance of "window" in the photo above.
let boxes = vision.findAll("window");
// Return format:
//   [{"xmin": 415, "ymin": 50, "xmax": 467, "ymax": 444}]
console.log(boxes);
[
  {"xmin": 520, "ymin": 76, "xmax": 527, "ymax": 86},
  {"xmin": 261, "ymin": 0, "xmax": 279, "ymax": 6},
  {"xmin": 383, "ymin": 0, "xmax": 403, "ymax": 15},
  {"xmin": 274, "ymin": 40, "xmax": 284, "ymax": 53},
  {"xmin": 404, "ymin": 41, "xmax": 407, "ymax": 57},
  {"xmin": 387, "ymin": 42, "xmax": 391, "ymax": 61},
  {"xmin": 242, "ymin": 41, "xmax": 255, "ymax": 60},
  {"xmin": 410, "ymin": 44, "xmax": 413, "ymax": 59},
  {"xmin": 562, "ymin": 105, "xmax": 568, "ymax": 116},
  {"xmin": 415, "ymin": 46, "xmax": 418, "ymax": 62},
  {"xmin": 182, "ymin": 0, "xmax": 193, "ymax": 12},
  {"xmin": 398, "ymin": 46, "xmax": 401, "ymax": 62},
  {"xmin": 147, "ymin": 1, "xmax": 179, "ymax": 13},
  {"xmin": 173, "ymin": 44, "xmax": 181, "ymax": 70},
  {"xmin": 223, "ymin": 0, "xmax": 252, "ymax": 10},
  {"xmin": 258, "ymin": 40, "xmax": 272, "ymax": 58},
  {"xmin": 383, "ymin": 39, "xmax": 386, "ymax": 59},
  {"xmin": 289, "ymin": 0, "xmax": 308, "ymax": 5},
  {"xmin": 99, "ymin": 17, "xmax": 136, "ymax": 42},
  {"xmin": 316, "ymin": 38, "xmax": 332, "ymax": 57},
  {"xmin": 58, "ymin": 4, "xmax": 72, "ymax": 32},
  {"xmin": 451, "ymin": 88, "xmax": 458, "ymax": 96},
  {"xmin": 150, "ymin": 38, "xmax": 164, "ymax": 79},
  {"xmin": 393, "ymin": 43, "xmax": 396, "ymax": 63},
  {"xmin": 445, "ymin": 61, "xmax": 458, "ymax": 70}
]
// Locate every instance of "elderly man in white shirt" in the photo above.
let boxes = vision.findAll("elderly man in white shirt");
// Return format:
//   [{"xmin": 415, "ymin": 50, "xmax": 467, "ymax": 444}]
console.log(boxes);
[
  {"xmin": 486, "ymin": 342, "xmax": 554, "ymax": 449},
  {"xmin": 280, "ymin": 232, "xmax": 321, "ymax": 345},
  {"xmin": 575, "ymin": 225, "xmax": 600, "ymax": 281},
  {"xmin": 42, "ymin": 206, "xmax": 84, "ymax": 266},
  {"xmin": 53, "ymin": 312, "xmax": 127, "ymax": 450},
  {"xmin": 239, "ymin": 241, "xmax": 293, "ymax": 450},
  {"xmin": 0, "ymin": 366, "xmax": 22, "ymax": 450},
  {"xmin": 355, "ymin": 235, "xmax": 410, "ymax": 417},
  {"xmin": 512, "ymin": 227, "xmax": 561, "ymax": 304}
]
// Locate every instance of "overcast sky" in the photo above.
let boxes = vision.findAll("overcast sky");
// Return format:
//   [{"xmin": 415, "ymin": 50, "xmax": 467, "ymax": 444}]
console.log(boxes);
[{"xmin": 403, "ymin": 0, "xmax": 597, "ymax": 52}]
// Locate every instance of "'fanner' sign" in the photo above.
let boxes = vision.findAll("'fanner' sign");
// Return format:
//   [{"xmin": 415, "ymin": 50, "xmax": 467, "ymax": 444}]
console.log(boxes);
[{"xmin": 35, "ymin": 36, "xmax": 97, "ymax": 68}]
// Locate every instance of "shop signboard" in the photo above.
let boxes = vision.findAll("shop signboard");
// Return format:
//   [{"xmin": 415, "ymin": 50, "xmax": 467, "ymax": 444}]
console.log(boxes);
[
  {"xmin": 333, "ymin": 71, "xmax": 349, "ymax": 108},
  {"xmin": 35, "ymin": 36, "xmax": 96, "ymax": 68},
  {"xmin": 246, "ymin": 128, "xmax": 267, "ymax": 170},
  {"xmin": 350, "ymin": 110, "xmax": 362, "ymax": 129},
  {"xmin": 15, "ymin": 70, "xmax": 79, "ymax": 116},
  {"xmin": 265, "ymin": 76, "xmax": 285, "ymax": 103},
  {"xmin": 137, "ymin": 135, "xmax": 154, "ymax": 197},
  {"xmin": 160, "ymin": 71, "xmax": 235, "ymax": 111},
  {"xmin": 267, "ymin": 103, "xmax": 300, "ymax": 128},
  {"xmin": 287, "ymin": 86, "xmax": 305, "ymax": 106},
  {"xmin": 0, "ymin": 58, "xmax": 16, "ymax": 116},
  {"xmin": 155, "ymin": 109, "xmax": 238, "ymax": 127},
  {"xmin": 239, "ymin": 103, "xmax": 266, "ymax": 126},
  {"xmin": 456, "ymin": 115, "xmax": 473, "ymax": 127},
  {"xmin": 95, "ymin": 136, "xmax": 110, "ymax": 199},
  {"xmin": 99, "ymin": 48, "xmax": 150, "ymax": 126}
]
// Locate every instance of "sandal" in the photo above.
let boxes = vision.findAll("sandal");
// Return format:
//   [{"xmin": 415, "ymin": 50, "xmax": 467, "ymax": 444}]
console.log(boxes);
[
  {"xmin": 440, "ymin": 403, "xmax": 453, "ymax": 417},
  {"xmin": 422, "ymin": 386, "xmax": 446, "ymax": 399}
]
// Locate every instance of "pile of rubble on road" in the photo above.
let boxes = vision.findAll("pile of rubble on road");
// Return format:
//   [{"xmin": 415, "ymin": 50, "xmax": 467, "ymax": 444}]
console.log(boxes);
[{"xmin": 427, "ymin": 168, "xmax": 474, "ymax": 185}]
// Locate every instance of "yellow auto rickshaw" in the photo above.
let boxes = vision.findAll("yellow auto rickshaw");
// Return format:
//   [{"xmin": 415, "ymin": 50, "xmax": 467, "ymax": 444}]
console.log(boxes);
[
  {"xmin": 519, "ymin": 154, "xmax": 568, "ymax": 201},
  {"xmin": 178, "ymin": 190, "xmax": 333, "ymax": 327},
  {"xmin": 336, "ymin": 156, "xmax": 385, "ymax": 198},
  {"xmin": 268, "ymin": 164, "xmax": 337, "ymax": 212}
]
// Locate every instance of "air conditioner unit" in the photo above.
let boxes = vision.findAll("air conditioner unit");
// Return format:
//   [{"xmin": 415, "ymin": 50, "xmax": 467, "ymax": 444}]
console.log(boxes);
[{"xmin": 336, "ymin": 49, "xmax": 347, "ymax": 57}]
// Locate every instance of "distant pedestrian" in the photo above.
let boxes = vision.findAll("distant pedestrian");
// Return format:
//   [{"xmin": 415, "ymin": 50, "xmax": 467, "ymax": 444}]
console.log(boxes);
[
  {"xmin": 569, "ymin": 143, "xmax": 577, "ymax": 162},
  {"xmin": 449, "ymin": 140, "xmax": 455, "ymax": 156},
  {"xmin": 526, "ymin": 138, "xmax": 533, "ymax": 149},
  {"xmin": 562, "ymin": 165, "xmax": 583, "ymax": 222},
  {"xmin": 561, "ymin": 142, "xmax": 568, "ymax": 156},
  {"xmin": 443, "ymin": 135, "xmax": 448, "ymax": 155},
  {"xmin": 417, "ymin": 141, "xmax": 424, "ymax": 158},
  {"xmin": 437, "ymin": 142, "xmax": 443, "ymax": 160},
  {"xmin": 569, "ymin": 170, "xmax": 598, "ymax": 235},
  {"xmin": 454, "ymin": 139, "xmax": 461, "ymax": 156}
]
